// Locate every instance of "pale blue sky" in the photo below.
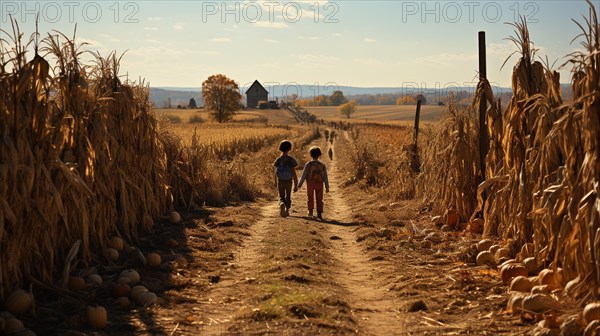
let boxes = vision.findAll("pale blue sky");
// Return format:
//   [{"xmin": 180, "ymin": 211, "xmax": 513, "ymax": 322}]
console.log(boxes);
[{"xmin": 1, "ymin": 1, "xmax": 596, "ymax": 90}]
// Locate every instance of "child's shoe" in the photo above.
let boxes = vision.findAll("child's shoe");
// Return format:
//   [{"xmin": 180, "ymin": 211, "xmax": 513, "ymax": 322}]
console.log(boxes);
[
  {"xmin": 308, "ymin": 210, "xmax": 313, "ymax": 217},
  {"xmin": 317, "ymin": 212, "xmax": 323, "ymax": 220},
  {"xmin": 280, "ymin": 202, "xmax": 287, "ymax": 217}
]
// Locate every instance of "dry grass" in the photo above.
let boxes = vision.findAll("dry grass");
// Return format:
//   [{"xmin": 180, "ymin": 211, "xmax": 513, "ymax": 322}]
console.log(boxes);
[
  {"xmin": 346, "ymin": 124, "xmax": 417, "ymax": 200},
  {"xmin": 154, "ymin": 108, "xmax": 267, "ymax": 124}
]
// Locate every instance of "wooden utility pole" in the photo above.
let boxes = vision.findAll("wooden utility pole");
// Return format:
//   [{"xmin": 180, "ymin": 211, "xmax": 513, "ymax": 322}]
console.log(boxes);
[
  {"xmin": 478, "ymin": 31, "xmax": 488, "ymax": 182},
  {"xmin": 413, "ymin": 99, "xmax": 422, "ymax": 148},
  {"xmin": 411, "ymin": 99, "xmax": 422, "ymax": 172}
]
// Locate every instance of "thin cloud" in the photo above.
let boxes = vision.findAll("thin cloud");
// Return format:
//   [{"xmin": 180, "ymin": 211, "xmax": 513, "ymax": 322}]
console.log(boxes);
[
  {"xmin": 332, "ymin": 33, "xmax": 342, "ymax": 37},
  {"xmin": 127, "ymin": 46, "xmax": 184, "ymax": 58},
  {"xmin": 76, "ymin": 37, "xmax": 104, "ymax": 50},
  {"xmin": 144, "ymin": 27, "xmax": 158, "ymax": 31},
  {"xmin": 254, "ymin": 21, "xmax": 289, "ymax": 29},
  {"xmin": 173, "ymin": 24, "xmax": 184, "ymax": 30},
  {"xmin": 145, "ymin": 39, "xmax": 161, "ymax": 44},
  {"xmin": 297, "ymin": 0, "xmax": 329, "ymax": 5},
  {"xmin": 148, "ymin": 17, "xmax": 163, "ymax": 21},
  {"xmin": 211, "ymin": 37, "xmax": 231, "ymax": 42},
  {"xmin": 100, "ymin": 34, "xmax": 120, "ymax": 42},
  {"xmin": 363, "ymin": 38, "xmax": 377, "ymax": 43},
  {"xmin": 410, "ymin": 53, "xmax": 477, "ymax": 66},
  {"xmin": 353, "ymin": 58, "xmax": 382, "ymax": 65},
  {"xmin": 296, "ymin": 54, "xmax": 340, "ymax": 62},
  {"xmin": 298, "ymin": 36, "xmax": 320, "ymax": 40},
  {"xmin": 264, "ymin": 39, "xmax": 279, "ymax": 43}
]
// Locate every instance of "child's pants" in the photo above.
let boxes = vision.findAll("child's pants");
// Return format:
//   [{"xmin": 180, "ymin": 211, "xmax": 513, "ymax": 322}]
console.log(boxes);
[
  {"xmin": 278, "ymin": 179, "xmax": 292, "ymax": 209},
  {"xmin": 307, "ymin": 182, "xmax": 324, "ymax": 213}
]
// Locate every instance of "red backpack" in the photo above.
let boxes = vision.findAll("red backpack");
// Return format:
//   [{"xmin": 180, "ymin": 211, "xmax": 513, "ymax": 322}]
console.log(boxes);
[{"xmin": 308, "ymin": 161, "xmax": 324, "ymax": 184}]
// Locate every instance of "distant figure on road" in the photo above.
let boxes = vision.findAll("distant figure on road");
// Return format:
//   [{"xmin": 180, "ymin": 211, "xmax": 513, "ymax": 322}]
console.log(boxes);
[
  {"xmin": 274, "ymin": 140, "xmax": 298, "ymax": 218},
  {"xmin": 297, "ymin": 146, "xmax": 330, "ymax": 220},
  {"xmin": 328, "ymin": 147, "xmax": 333, "ymax": 160}
]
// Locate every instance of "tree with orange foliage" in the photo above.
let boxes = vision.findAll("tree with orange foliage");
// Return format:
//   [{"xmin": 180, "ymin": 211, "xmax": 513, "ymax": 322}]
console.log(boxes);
[
  {"xmin": 202, "ymin": 74, "xmax": 242, "ymax": 123},
  {"xmin": 338, "ymin": 100, "xmax": 357, "ymax": 118},
  {"xmin": 396, "ymin": 95, "xmax": 417, "ymax": 105}
]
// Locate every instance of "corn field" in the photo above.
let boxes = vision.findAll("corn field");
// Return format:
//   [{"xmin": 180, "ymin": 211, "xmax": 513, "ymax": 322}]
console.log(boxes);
[
  {"xmin": 418, "ymin": 94, "xmax": 480, "ymax": 222},
  {"xmin": 0, "ymin": 25, "xmax": 269, "ymax": 299},
  {"xmin": 420, "ymin": 1, "xmax": 599, "ymax": 300}
]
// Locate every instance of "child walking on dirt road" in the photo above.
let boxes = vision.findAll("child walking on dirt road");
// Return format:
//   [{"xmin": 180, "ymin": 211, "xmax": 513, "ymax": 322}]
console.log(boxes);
[
  {"xmin": 297, "ymin": 146, "xmax": 330, "ymax": 220},
  {"xmin": 274, "ymin": 140, "xmax": 298, "ymax": 217}
]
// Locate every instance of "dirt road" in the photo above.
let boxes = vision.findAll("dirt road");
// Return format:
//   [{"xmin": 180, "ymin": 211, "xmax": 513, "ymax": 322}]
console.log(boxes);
[
  {"xmin": 91, "ymin": 129, "xmax": 529, "ymax": 336},
  {"xmin": 179, "ymin": 134, "xmax": 403, "ymax": 335}
]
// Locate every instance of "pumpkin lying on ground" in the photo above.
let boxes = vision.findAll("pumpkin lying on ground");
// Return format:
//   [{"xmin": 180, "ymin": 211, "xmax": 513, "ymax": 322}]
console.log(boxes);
[
  {"xmin": 87, "ymin": 306, "xmax": 107, "ymax": 329},
  {"xmin": 5, "ymin": 289, "xmax": 33, "ymax": 316}
]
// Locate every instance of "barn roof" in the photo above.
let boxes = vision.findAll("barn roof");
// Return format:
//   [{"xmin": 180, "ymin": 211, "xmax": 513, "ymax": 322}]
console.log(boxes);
[{"xmin": 245, "ymin": 80, "xmax": 268, "ymax": 94}]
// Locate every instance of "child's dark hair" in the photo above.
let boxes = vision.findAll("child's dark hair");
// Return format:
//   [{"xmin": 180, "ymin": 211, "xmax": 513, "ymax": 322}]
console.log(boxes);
[
  {"xmin": 309, "ymin": 146, "xmax": 322, "ymax": 158},
  {"xmin": 279, "ymin": 140, "xmax": 292, "ymax": 152}
]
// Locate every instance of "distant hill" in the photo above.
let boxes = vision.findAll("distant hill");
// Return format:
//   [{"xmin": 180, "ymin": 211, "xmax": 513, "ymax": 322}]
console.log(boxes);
[
  {"xmin": 150, "ymin": 84, "xmax": 573, "ymax": 107},
  {"xmin": 150, "ymin": 88, "xmax": 203, "ymax": 108}
]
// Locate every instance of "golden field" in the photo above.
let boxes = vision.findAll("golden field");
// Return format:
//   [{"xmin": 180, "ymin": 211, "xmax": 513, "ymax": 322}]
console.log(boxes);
[
  {"xmin": 304, "ymin": 105, "xmax": 445, "ymax": 124},
  {"xmin": 154, "ymin": 107, "xmax": 297, "ymax": 126},
  {"xmin": 160, "ymin": 121, "xmax": 295, "ymax": 147}
]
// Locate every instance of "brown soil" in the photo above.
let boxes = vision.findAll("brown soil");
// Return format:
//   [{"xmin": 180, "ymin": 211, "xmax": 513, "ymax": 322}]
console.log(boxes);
[{"xmin": 25, "ymin": 129, "xmax": 532, "ymax": 335}]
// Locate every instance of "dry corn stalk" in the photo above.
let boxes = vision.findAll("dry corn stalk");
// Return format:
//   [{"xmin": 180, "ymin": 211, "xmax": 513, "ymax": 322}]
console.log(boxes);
[
  {"xmin": 479, "ymin": 0, "xmax": 599, "ymax": 298},
  {"xmin": 418, "ymin": 93, "xmax": 480, "ymax": 221},
  {"xmin": 0, "ymin": 25, "xmax": 169, "ymax": 299}
]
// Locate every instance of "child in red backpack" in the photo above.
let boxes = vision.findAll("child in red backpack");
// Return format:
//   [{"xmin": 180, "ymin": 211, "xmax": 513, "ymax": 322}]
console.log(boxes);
[{"xmin": 297, "ymin": 146, "xmax": 329, "ymax": 219}]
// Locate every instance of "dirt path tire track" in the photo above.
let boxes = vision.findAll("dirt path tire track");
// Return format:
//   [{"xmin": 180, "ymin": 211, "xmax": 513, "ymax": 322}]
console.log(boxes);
[
  {"xmin": 323, "ymin": 133, "xmax": 404, "ymax": 335},
  {"xmin": 193, "ymin": 204, "xmax": 275, "ymax": 335}
]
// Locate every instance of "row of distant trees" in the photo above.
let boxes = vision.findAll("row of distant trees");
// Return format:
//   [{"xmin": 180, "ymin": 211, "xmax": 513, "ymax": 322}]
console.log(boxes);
[
  {"xmin": 294, "ymin": 90, "xmax": 349, "ymax": 107},
  {"xmin": 293, "ymin": 92, "xmax": 434, "ymax": 107}
]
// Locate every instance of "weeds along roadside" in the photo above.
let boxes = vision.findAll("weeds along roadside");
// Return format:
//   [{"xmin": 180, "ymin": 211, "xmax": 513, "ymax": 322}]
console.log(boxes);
[{"xmin": 344, "ymin": 123, "xmax": 418, "ymax": 201}]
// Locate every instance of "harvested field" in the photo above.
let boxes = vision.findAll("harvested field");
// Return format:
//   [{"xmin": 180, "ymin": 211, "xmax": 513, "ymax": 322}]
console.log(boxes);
[{"xmin": 305, "ymin": 105, "xmax": 445, "ymax": 124}]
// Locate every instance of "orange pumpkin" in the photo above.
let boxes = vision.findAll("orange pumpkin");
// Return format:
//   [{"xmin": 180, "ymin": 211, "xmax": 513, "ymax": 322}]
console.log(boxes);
[
  {"xmin": 111, "ymin": 284, "xmax": 131, "ymax": 298},
  {"xmin": 87, "ymin": 306, "xmax": 108, "ymax": 329},
  {"xmin": 5, "ymin": 289, "xmax": 33, "ymax": 316},
  {"xmin": 500, "ymin": 264, "xmax": 528, "ymax": 284},
  {"xmin": 509, "ymin": 276, "xmax": 534, "ymax": 292},
  {"xmin": 169, "ymin": 211, "xmax": 181, "ymax": 224},
  {"xmin": 3, "ymin": 318, "xmax": 25, "ymax": 334},
  {"xmin": 103, "ymin": 248, "xmax": 119, "ymax": 261},
  {"xmin": 468, "ymin": 218, "xmax": 484, "ymax": 234},
  {"xmin": 110, "ymin": 237, "xmax": 124, "ymax": 251},
  {"xmin": 146, "ymin": 253, "xmax": 161, "ymax": 267},
  {"xmin": 539, "ymin": 269, "xmax": 561, "ymax": 290},
  {"xmin": 165, "ymin": 239, "xmax": 179, "ymax": 248},
  {"xmin": 68, "ymin": 276, "xmax": 87, "ymax": 291},
  {"xmin": 446, "ymin": 209, "xmax": 459, "ymax": 229}
]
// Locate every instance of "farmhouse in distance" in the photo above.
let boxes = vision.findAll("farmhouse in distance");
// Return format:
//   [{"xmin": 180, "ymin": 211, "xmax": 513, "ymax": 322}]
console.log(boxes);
[
  {"xmin": 245, "ymin": 80, "xmax": 268, "ymax": 109},
  {"xmin": 245, "ymin": 80, "xmax": 280, "ymax": 109}
]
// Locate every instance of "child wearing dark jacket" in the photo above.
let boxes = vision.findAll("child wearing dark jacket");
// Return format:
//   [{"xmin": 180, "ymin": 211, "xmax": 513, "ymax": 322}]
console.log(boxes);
[
  {"xmin": 297, "ymin": 146, "xmax": 329, "ymax": 219},
  {"xmin": 274, "ymin": 140, "xmax": 298, "ymax": 217}
]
